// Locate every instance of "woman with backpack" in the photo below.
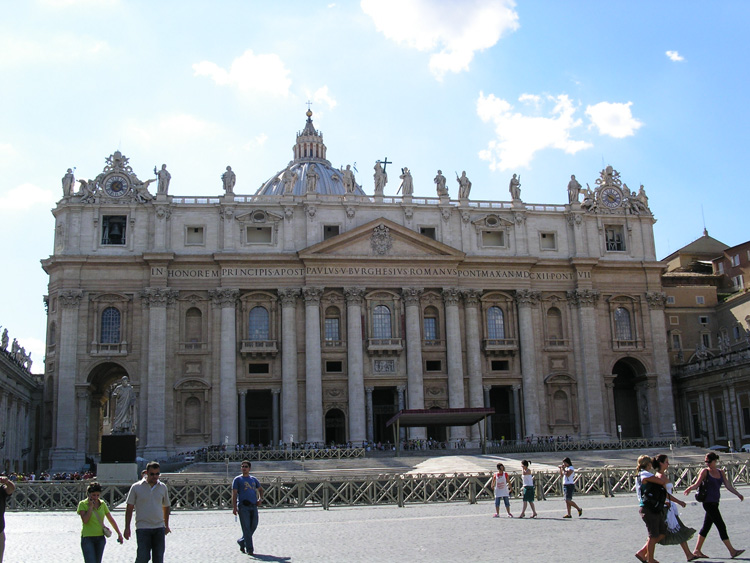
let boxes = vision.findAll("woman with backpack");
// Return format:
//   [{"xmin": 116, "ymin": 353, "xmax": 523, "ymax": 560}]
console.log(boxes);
[
  {"xmin": 635, "ymin": 455, "xmax": 670, "ymax": 563},
  {"xmin": 683, "ymin": 452, "xmax": 745, "ymax": 560}
]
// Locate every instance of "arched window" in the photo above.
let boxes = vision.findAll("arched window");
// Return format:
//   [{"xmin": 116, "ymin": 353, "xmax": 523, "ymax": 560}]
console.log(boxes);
[
  {"xmin": 249, "ymin": 306, "xmax": 270, "ymax": 340},
  {"xmin": 184, "ymin": 396, "xmax": 202, "ymax": 433},
  {"xmin": 553, "ymin": 390, "xmax": 570, "ymax": 424},
  {"xmin": 324, "ymin": 306, "xmax": 341, "ymax": 341},
  {"xmin": 614, "ymin": 307, "xmax": 632, "ymax": 341},
  {"xmin": 185, "ymin": 307, "xmax": 202, "ymax": 342},
  {"xmin": 423, "ymin": 306, "xmax": 439, "ymax": 341},
  {"xmin": 373, "ymin": 305, "xmax": 392, "ymax": 339},
  {"xmin": 487, "ymin": 306, "xmax": 505, "ymax": 340},
  {"xmin": 101, "ymin": 307, "xmax": 121, "ymax": 344},
  {"xmin": 546, "ymin": 307, "xmax": 563, "ymax": 342}
]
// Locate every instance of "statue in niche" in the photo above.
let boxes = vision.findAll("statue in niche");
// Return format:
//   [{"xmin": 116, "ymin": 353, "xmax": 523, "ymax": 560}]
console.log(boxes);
[
  {"xmin": 342, "ymin": 165, "xmax": 356, "ymax": 193},
  {"xmin": 282, "ymin": 166, "xmax": 298, "ymax": 194},
  {"xmin": 305, "ymin": 166, "xmax": 319, "ymax": 193},
  {"xmin": 567, "ymin": 174, "xmax": 582, "ymax": 204},
  {"xmin": 434, "ymin": 170, "xmax": 448, "ymax": 196},
  {"xmin": 398, "ymin": 167, "xmax": 413, "ymax": 196},
  {"xmin": 154, "ymin": 164, "xmax": 171, "ymax": 194},
  {"xmin": 509, "ymin": 173, "xmax": 521, "ymax": 200},
  {"xmin": 111, "ymin": 376, "xmax": 136, "ymax": 434},
  {"xmin": 457, "ymin": 171, "xmax": 472, "ymax": 199},
  {"xmin": 62, "ymin": 168, "xmax": 75, "ymax": 196},
  {"xmin": 222, "ymin": 166, "xmax": 236, "ymax": 194},
  {"xmin": 373, "ymin": 161, "xmax": 387, "ymax": 195}
]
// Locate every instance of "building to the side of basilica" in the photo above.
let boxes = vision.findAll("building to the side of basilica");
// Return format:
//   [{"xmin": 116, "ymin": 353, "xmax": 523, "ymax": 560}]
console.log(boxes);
[{"xmin": 41, "ymin": 111, "xmax": 676, "ymax": 470}]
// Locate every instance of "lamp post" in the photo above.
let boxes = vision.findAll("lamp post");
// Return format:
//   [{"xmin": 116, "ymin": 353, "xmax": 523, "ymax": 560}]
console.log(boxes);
[
  {"xmin": 672, "ymin": 423, "xmax": 677, "ymax": 446},
  {"xmin": 617, "ymin": 425, "xmax": 622, "ymax": 447}
]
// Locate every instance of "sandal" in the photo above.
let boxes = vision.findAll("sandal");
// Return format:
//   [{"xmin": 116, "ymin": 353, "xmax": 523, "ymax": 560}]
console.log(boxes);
[
  {"xmin": 634, "ymin": 554, "xmax": 647, "ymax": 563},
  {"xmin": 530, "ymin": 514, "xmax": 538, "ymax": 518},
  {"xmin": 732, "ymin": 550, "xmax": 745, "ymax": 559},
  {"xmin": 563, "ymin": 514, "xmax": 572, "ymax": 518}
]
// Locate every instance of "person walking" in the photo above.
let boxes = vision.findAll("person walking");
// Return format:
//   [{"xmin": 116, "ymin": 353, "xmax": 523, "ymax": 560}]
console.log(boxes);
[
  {"xmin": 518, "ymin": 460, "xmax": 537, "ymax": 518},
  {"xmin": 635, "ymin": 454, "xmax": 668, "ymax": 563},
  {"xmin": 559, "ymin": 457, "xmax": 582, "ymax": 518},
  {"xmin": 490, "ymin": 463, "xmax": 513, "ymax": 518},
  {"xmin": 232, "ymin": 460, "xmax": 264, "ymax": 555},
  {"xmin": 0, "ymin": 473, "xmax": 15, "ymax": 563},
  {"xmin": 124, "ymin": 461, "xmax": 171, "ymax": 563},
  {"xmin": 683, "ymin": 452, "xmax": 744, "ymax": 560},
  {"xmin": 652, "ymin": 454, "xmax": 696, "ymax": 561},
  {"xmin": 77, "ymin": 482, "xmax": 123, "ymax": 563}
]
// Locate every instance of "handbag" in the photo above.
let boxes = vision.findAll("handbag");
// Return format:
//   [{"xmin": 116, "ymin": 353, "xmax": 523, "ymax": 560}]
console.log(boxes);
[
  {"xmin": 695, "ymin": 474, "xmax": 708, "ymax": 502},
  {"xmin": 92, "ymin": 503, "xmax": 113, "ymax": 538}
]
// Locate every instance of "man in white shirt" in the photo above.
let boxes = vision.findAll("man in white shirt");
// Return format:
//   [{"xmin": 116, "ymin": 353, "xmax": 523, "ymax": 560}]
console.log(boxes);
[{"xmin": 124, "ymin": 461, "xmax": 171, "ymax": 563}]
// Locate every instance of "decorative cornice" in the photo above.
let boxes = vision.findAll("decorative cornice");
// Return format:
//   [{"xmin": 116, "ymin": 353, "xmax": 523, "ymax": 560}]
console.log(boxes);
[
  {"xmin": 141, "ymin": 288, "xmax": 179, "ymax": 308},
  {"xmin": 515, "ymin": 289, "xmax": 541, "ymax": 307},
  {"xmin": 442, "ymin": 287, "xmax": 461, "ymax": 306},
  {"xmin": 277, "ymin": 288, "xmax": 301, "ymax": 306},
  {"xmin": 401, "ymin": 287, "xmax": 424, "ymax": 306},
  {"xmin": 566, "ymin": 289, "xmax": 600, "ymax": 308},
  {"xmin": 645, "ymin": 291, "xmax": 667, "ymax": 310},
  {"xmin": 59, "ymin": 290, "xmax": 84, "ymax": 309},
  {"xmin": 302, "ymin": 286, "xmax": 324, "ymax": 304},
  {"xmin": 208, "ymin": 288, "xmax": 239, "ymax": 308},
  {"xmin": 344, "ymin": 287, "xmax": 366, "ymax": 305}
]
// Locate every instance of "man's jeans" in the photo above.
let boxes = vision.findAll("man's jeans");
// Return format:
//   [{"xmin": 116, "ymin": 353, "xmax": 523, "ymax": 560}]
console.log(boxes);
[
  {"xmin": 136, "ymin": 527, "xmax": 166, "ymax": 563},
  {"xmin": 81, "ymin": 535, "xmax": 106, "ymax": 563},
  {"xmin": 237, "ymin": 503, "xmax": 259, "ymax": 553}
]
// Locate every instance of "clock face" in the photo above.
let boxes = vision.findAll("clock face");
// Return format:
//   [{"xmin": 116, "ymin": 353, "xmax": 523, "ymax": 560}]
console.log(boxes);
[
  {"xmin": 600, "ymin": 186, "xmax": 622, "ymax": 208},
  {"xmin": 104, "ymin": 174, "xmax": 130, "ymax": 197}
]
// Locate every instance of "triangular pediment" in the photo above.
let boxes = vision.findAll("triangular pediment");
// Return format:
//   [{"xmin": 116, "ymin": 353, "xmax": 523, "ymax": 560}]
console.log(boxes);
[{"xmin": 299, "ymin": 218, "xmax": 465, "ymax": 260}]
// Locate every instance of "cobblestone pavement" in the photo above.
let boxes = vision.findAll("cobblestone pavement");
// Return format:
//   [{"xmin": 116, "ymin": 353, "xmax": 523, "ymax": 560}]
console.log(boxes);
[{"xmin": 4, "ymin": 486, "xmax": 748, "ymax": 563}]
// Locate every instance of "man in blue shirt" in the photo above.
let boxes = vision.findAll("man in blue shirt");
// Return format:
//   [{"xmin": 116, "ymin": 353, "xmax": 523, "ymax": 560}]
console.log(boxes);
[{"xmin": 232, "ymin": 460, "xmax": 263, "ymax": 555}]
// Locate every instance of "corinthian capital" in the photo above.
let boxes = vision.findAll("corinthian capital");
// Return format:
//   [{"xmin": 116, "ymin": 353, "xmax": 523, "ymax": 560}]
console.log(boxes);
[
  {"xmin": 461, "ymin": 288, "xmax": 483, "ymax": 306},
  {"xmin": 59, "ymin": 289, "xmax": 84, "ymax": 309},
  {"xmin": 442, "ymin": 287, "xmax": 461, "ymax": 306},
  {"xmin": 141, "ymin": 288, "xmax": 179, "ymax": 308},
  {"xmin": 401, "ymin": 287, "xmax": 424, "ymax": 306},
  {"xmin": 209, "ymin": 288, "xmax": 240, "ymax": 308},
  {"xmin": 277, "ymin": 288, "xmax": 300, "ymax": 306},
  {"xmin": 566, "ymin": 289, "xmax": 600, "ymax": 308},
  {"xmin": 515, "ymin": 289, "xmax": 541, "ymax": 307},
  {"xmin": 344, "ymin": 287, "xmax": 366, "ymax": 305},
  {"xmin": 645, "ymin": 291, "xmax": 667, "ymax": 310},
  {"xmin": 302, "ymin": 286, "xmax": 324, "ymax": 304}
]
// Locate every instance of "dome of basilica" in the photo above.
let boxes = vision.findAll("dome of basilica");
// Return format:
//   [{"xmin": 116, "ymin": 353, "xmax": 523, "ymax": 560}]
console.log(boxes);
[{"xmin": 255, "ymin": 110, "xmax": 366, "ymax": 197}]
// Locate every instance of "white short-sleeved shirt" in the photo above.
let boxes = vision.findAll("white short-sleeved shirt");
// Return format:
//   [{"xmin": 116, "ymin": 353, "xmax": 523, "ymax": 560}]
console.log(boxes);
[
  {"xmin": 563, "ymin": 466, "xmax": 575, "ymax": 485},
  {"xmin": 522, "ymin": 473, "xmax": 534, "ymax": 487},
  {"xmin": 125, "ymin": 480, "xmax": 170, "ymax": 530}
]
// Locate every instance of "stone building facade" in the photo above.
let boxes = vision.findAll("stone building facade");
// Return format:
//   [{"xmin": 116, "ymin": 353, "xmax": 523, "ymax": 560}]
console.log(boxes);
[{"xmin": 42, "ymin": 111, "xmax": 675, "ymax": 470}]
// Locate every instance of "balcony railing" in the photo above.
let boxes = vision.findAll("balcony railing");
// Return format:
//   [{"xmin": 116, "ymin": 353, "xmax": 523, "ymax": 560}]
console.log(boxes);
[
  {"xmin": 90, "ymin": 342, "xmax": 127, "ymax": 355},
  {"xmin": 367, "ymin": 338, "xmax": 403, "ymax": 355},
  {"xmin": 544, "ymin": 338, "xmax": 570, "ymax": 348},
  {"xmin": 240, "ymin": 339, "xmax": 278, "ymax": 357},
  {"xmin": 612, "ymin": 339, "xmax": 642, "ymax": 350},
  {"xmin": 482, "ymin": 338, "xmax": 518, "ymax": 355},
  {"xmin": 422, "ymin": 339, "xmax": 446, "ymax": 349},
  {"xmin": 179, "ymin": 342, "xmax": 210, "ymax": 353},
  {"xmin": 323, "ymin": 339, "xmax": 346, "ymax": 349}
]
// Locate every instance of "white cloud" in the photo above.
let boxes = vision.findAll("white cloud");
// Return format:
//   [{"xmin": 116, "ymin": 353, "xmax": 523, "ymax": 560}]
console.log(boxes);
[
  {"xmin": 124, "ymin": 114, "xmax": 223, "ymax": 148},
  {"xmin": 477, "ymin": 92, "xmax": 592, "ymax": 171},
  {"xmin": 0, "ymin": 183, "xmax": 57, "ymax": 212},
  {"xmin": 361, "ymin": 0, "xmax": 519, "ymax": 80},
  {"xmin": 310, "ymin": 86, "xmax": 337, "ymax": 110},
  {"xmin": 193, "ymin": 50, "xmax": 292, "ymax": 96},
  {"xmin": 585, "ymin": 101, "xmax": 643, "ymax": 138},
  {"xmin": 243, "ymin": 134, "xmax": 268, "ymax": 151},
  {"xmin": 666, "ymin": 50, "xmax": 684, "ymax": 62},
  {"xmin": 0, "ymin": 34, "xmax": 110, "ymax": 67}
]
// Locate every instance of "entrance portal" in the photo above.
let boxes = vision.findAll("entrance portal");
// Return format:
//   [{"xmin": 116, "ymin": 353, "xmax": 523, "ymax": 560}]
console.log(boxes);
[
  {"xmin": 245, "ymin": 390, "xmax": 273, "ymax": 446},
  {"xmin": 86, "ymin": 362, "xmax": 130, "ymax": 458},
  {"xmin": 612, "ymin": 359, "xmax": 644, "ymax": 438},
  {"xmin": 372, "ymin": 387, "xmax": 397, "ymax": 444},
  {"xmin": 325, "ymin": 408, "xmax": 346, "ymax": 444},
  {"xmin": 489, "ymin": 386, "xmax": 516, "ymax": 441}
]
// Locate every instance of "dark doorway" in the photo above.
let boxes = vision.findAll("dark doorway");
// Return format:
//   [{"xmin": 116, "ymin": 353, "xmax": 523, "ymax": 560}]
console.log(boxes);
[
  {"xmin": 612, "ymin": 360, "xmax": 642, "ymax": 438},
  {"xmin": 489, "ymin": 386, "xmax": 516, "ymax": 441},
  {"xmin": 325, "ymin": 408, "xmax": 346, "ymax": 444},
  {"xmin": 426, "ymin": 406, "xmax": 448, "ymax": 442},
  {"xmin": 245, "ymin": 390, "xmax": 273, "ymax": 446},
  {"xmin": 86, "ymin": 362, "xmax": 130, "ymax": 457},
  {"xmin": 372, "ymin": 387, "xmax": 397, "ymax": 443}
]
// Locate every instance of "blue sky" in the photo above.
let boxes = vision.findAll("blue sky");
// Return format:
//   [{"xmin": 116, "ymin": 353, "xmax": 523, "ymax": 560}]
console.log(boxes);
[{"xmin": 1, "ymin": 0, "xmax": 748, "ymax": 365}]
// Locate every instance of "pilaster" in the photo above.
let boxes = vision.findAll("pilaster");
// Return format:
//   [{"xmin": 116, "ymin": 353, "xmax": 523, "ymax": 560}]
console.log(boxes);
[
  {"xmin": 303, "ymin": 286, "xmax": 324, "ymax": 443},
  {"xmin": 344, "ymin": 287, "xmax": 366, "ymax": 442}
]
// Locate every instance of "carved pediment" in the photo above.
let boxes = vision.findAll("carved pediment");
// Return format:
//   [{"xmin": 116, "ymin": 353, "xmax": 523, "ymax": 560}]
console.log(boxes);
[
  {"xmin": 471, "ymin": 214, "xmax": 514, "ymax": 229},
  {"xmin": 235, "ymin": 209, "xmax": 284, "ymax": 224},
  {"xmin": 299, "ymin": 218, "xmax": 465, "ymax": 259}
]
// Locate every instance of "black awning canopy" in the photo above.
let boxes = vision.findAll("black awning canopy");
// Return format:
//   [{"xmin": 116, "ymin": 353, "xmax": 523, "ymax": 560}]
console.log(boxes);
[{"xmin": 386, "ymin": 408, "xmax": 495, "ymax": 428}]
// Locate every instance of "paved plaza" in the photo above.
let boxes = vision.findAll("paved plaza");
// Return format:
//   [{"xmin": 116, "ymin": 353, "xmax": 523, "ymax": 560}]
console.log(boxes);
[{"xmin": 4, "ymin": 485, "xmax": 749, "ymax": 563}]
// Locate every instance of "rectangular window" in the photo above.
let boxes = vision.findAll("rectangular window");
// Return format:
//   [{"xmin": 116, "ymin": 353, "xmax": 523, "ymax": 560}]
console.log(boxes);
[
  {"xmin": 713, "ymin": 397, "xmax": 725, "ymax": 437},
  {"xmin": 491, "ymin": 360, "xmax": 509, "ymax": 371},
  {"xmin": 702, "ymin": 333, "xmax": 711, "ymax": 348},
  {"xmin": 323, "ymin": 225, "xmax": 340, "ymax": 240},
  {"xmin": 671, "ymin": 333, "xmax": 681, "ymax": 349},
  {"xmin": 717, "ymin": 262, "xmax": 725, "ymax": 274},
  {"xmin": 699, "ymin": 315, "xmax": 709, "ymax": 325},
  {"xmin": 101, "ymin": 215, "xmax": 127, "ymax": 245},
  {"xmin": 540, "ymin": 232, "xmax": 557, "ymax": 250},
  {"xmin": 419, "ymin": 227, "xmax": 436, "ymax": 239},
  {"xmin": 605, "ymin": 226, "xmax": 626, "ymax": 251},
  {"xmin": 669, "ymin": 316, "xmax": 679, "ymax": 325},
  {"xmin": 731, "ymin": 254, "xmax": 740, "ymax": 267},
  {"xmin": 246, "ymin": 226, "xmax": 273, "ymax": 244},
  {"xmin": 185, "ymin": 226, "xmax": 205, "ymax": 245},
  {"xmin": 248, "ymin": 363, "xmax": 270, "ymax": 374},
  {"xmin": 425, "ymin": 360, "xmax": 442, "ymax": 372},
  {"xmin": 666, "ymin": 296, "xmax": 675, "ymax": 304},
  {"xmin": 696, "ymin": 296, "xmax": 705, "ymax": 305},
  {"xmin": 324, "ymin": 318, "xmax": 340, "ymax": 341},
  {"xmin": 423, "ymin": 317, "xmax": 438, "ymax": 341},
  {"xmin": 732, "ymin": 274, "xmax": 744, "ymax": 290},
  {"xmin": 482, "ymin": 231, "xmax": 505, "ymax": 247},
  {"xmin": 325, "ymin": 361, "xmax": 343, "ymax": 373},
  {"xmin": 734, "ymin": 326, "xmax": 741, "ymax": 340}
]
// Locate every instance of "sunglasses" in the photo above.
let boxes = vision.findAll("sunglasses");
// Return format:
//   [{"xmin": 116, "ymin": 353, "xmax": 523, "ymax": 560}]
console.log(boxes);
[
  {"xmin": 241, "ymin": 465, "xmax": 250, "ymax": 468},
  {"xmin": 148, "ymin": 472, "xmax": 160, "ymax": 476}
]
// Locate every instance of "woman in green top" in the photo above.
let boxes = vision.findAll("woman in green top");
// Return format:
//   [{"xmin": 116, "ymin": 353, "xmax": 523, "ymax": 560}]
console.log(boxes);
[{"xmin": 77, "ymin": 482, "xmax": 123, "ymax": 563}]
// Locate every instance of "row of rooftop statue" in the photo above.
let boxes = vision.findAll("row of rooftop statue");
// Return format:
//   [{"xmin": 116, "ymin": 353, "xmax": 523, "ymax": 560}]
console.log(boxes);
[
  {"xmin": 0, "ymin": 326, "xmax": 32, "ymax": 372},
  {"xmin": 61, "ymin": 157, "xmax": 649, "ymax": 211}
]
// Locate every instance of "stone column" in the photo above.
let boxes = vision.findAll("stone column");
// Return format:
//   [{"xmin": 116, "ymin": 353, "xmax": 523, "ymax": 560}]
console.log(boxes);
[
  {"xmin": 278, "ymin": 289, "xmax": 300, "ymax": 444},
  {"xmin": 238, "ymin": 390, "xmax": 247, "ymax": 445},
  {"xmin": 208, "ymin": 288, "xmax": 239, "ymax": 448},
  {"xmin": 402, "ymin": 287, "xmax": 426, "ymax": 439},
  {"xmin": 50, "ymin": 289, "xmax": 83, "ymax": 471},
  {"xmin": 271, "ymin": 388, "xmax": 281, "ymax": 446},
  {"xmin": 483, "ymin": 385, "xmax": 493, "ymax": 440},
  {"xmin": 142, "ymin": 288, "xmax": 179, "ymax": 458},
  {"xmin": 645, "ymin": 292, "xmax": 677, "ymax": 436},
  {"xmin": 76, "ymin": 388, "xmax": 89, "ymax": 456},
  {"xmin": 516, "ymin": 289, "xmax": 541, "ymax": 438},
  {"xmin": 220, "ymin": 206, "xmax": 236, "ymax": 250},
  {"xmin": 154, "ymin": 205, "xmax": 171, "ymax": 250},
  {"xmin": 567, "ymin": 289, "xmax": 607, "ymax": 438},
  {"xmin": 443, "ymin": 288, "xmax": 466, "ymax": 441},
  {"xmin": 462, "ymin": 289, "xmax": 484, "ymax": 441},
  {"xmin": 512, "ymin": 384, "xmax": 523, "ymax": 441},
  {"xmin": 344, "ymin": 287, "xmax": 367, "ymax": 442},
  {"xmin": 303, "ymin": 286, "xmax": 324, "ymax": 443},
  {"xmin": 397, "ymin": 385, "xmax": 407, "ymax": 441},
  {"xmin": 365, "ymin": 387, "xmax": 374, "ymax": 443}
]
